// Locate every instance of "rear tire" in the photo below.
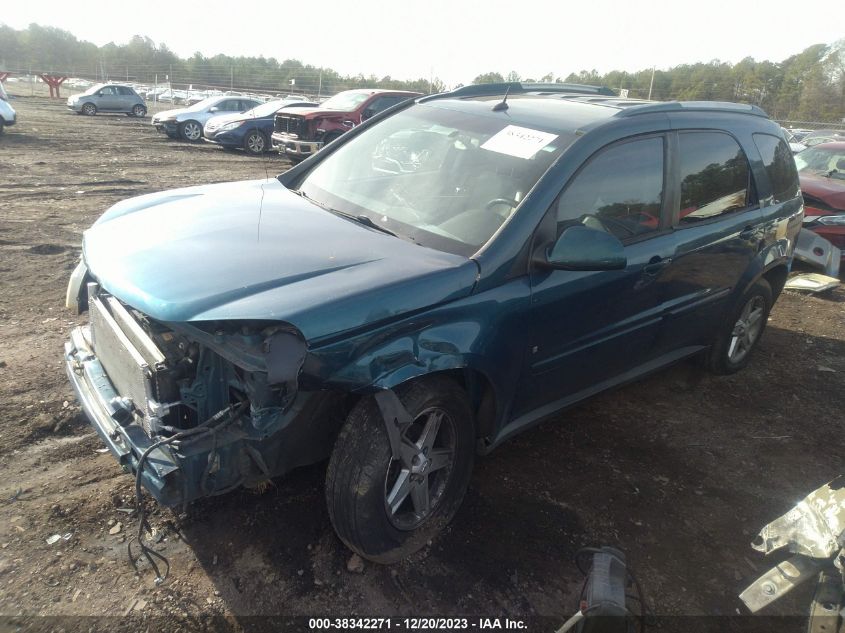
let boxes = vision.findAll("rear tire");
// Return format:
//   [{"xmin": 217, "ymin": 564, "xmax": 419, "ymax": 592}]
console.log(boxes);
[
  {"xmin": 705, "ymin": 279, "xmax": 772, "ymax": 375},
  {"xmin": 326, "ymin": 376, "xmax": 475, "ymax": 563},
  {"xmin": 81, "ymin": 103, "xmax": 97, "ymax": 116},
  {"xmin": 179, "ymin": 119, "xmax": 202, "ymax": 142}
]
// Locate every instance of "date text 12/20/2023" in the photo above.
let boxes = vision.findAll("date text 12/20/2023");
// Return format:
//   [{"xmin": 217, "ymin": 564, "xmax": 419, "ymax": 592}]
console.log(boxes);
[{"xmin": 308, "ymin": 618, "xmax": 528, "ymax": 630}]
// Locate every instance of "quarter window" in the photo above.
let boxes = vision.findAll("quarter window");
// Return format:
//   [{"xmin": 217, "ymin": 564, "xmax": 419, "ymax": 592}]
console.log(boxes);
[
  {"xmin": 556, "ymin": 136, "xmax": 664, "ymax": 240},
  {"xmin": 678, "ymin": 132, "xmax": 754, "ymax": 224},
  {"xmin": 752, "ymin": 133, "xmax": 799, "ymax": 203}
]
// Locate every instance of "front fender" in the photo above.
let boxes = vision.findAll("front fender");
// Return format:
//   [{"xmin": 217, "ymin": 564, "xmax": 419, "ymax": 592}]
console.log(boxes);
[{"xmin": 303, "ymin": 277, "xmax": 533, "ymax": 433}]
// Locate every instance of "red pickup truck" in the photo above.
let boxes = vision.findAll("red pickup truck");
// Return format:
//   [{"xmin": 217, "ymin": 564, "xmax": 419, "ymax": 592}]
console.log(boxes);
[{"xmin": 272, "ymin": 88, "xmax": 421, "ymax": 161}]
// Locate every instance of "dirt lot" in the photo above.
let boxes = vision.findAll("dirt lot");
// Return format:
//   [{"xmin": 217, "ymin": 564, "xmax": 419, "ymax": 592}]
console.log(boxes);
[{"xmin": 0, "ymin": 92, "xmax": 843, "ymax": 632}]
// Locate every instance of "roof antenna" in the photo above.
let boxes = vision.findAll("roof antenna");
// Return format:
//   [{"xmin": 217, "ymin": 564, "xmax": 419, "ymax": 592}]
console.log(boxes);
[{"xmin": 492, "ymin": 85, "xmax": 511, "ymax": 112}]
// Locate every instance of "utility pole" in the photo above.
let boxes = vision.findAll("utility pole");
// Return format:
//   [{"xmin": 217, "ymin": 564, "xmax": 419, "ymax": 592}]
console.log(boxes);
[
  {"xmin": 318, "ymin": 68, "xmax": 322, "ymax": 99},
  {"xmin": 648, "ymin": 66, "xmax": 656, "ymax": 100},
  {"xmin": 230, "ymin": 66, "xmax": 233, "ymax": 90}
]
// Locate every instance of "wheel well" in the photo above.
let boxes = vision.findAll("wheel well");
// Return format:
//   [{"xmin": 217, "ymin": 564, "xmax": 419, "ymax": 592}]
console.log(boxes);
[
  {"xmin": 424, "ymin": 368, "xmax": 496, "ymax": 441},
  {"xmin": 762, "ymin": 265, "xmax": 788, "ymax": 301},
  {"xmin": 337, "ymin": 369, "xmax": 496, "ymax": 440}
]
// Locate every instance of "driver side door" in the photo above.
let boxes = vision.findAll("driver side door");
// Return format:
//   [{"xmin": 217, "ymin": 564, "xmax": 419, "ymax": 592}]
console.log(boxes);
[{"xmin": 511, "ymin": 134, "xmax": 681, "ymax": 420}]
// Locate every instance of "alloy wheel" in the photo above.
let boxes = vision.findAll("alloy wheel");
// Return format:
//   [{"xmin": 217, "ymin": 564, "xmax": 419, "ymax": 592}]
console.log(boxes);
[
  {"xmin": 182, "ymin": 121, "xmax": 201, "ymax": 141},
  {"xmin": 383, "ymin": 407, "xmax": 455, "ymax": 531},
  {"xmin": 246, "ymin": 132, "xmax": 265, "ymax": 154},
  {"xmin": 728, "ymin": 295, "xmax": 765, "ymax": 363}
]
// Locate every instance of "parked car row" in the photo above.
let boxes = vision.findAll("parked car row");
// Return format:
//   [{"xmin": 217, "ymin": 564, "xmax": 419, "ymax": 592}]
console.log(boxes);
[{"xmin": 151, "ymin": 88, "xmax": 423, "ymax": 158}]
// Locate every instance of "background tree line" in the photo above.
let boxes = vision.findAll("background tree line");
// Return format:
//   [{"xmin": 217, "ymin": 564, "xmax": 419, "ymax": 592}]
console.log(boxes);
[
  {"xmin": 0, "ymin": 23, "xmax": 445, "ymax": 96},
  {"xmin": 0, "ymin": 23, "xmax": 842, "ymax": 122},
  {"xmin": 473, "ymin": 41, "xmax": 844, "ymax": 123}
]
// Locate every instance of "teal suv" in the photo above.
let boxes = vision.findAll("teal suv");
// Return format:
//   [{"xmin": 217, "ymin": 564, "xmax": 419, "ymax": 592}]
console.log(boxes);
[{"xmin": 64, "ymin": 83, "xmax": 802, "ymax": 562}]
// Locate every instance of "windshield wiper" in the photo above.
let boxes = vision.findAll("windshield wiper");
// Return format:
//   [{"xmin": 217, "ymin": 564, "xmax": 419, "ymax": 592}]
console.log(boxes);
[
  {"xmin": 350, "ymin": 214, "xmax": 398, "ymax": 236},
  {"xmin": 294, "ymin": 189, "xmax": 398, "ymax": 237}
]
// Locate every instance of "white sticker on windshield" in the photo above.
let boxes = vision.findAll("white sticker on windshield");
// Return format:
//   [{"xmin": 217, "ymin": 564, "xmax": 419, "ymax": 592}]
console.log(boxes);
[{"xmin": 481, "ymin": 125, "xmax": 558, "ymax": 159}]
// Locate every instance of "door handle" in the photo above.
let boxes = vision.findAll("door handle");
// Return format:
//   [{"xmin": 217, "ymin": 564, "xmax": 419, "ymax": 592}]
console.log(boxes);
[
  {"xmin": 643, "ymin": 256, "xmax": 672, "ymax": 276},
  {"xmin": 739, "ymin": 226, "xmax": 755, "ymax": 241}
]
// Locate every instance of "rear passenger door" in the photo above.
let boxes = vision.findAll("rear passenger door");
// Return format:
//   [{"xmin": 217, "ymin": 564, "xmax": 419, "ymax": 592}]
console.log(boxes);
[
  {"xmin": 116, "ymin": 86, "xmax": 136, "ymax": 110},
  {"xmin": 654, "ymin": 130, "xmax": 764, "ymax": 353}
]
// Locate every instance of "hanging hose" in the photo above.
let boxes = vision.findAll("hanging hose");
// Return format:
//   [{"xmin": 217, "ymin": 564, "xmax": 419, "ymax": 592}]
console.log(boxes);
[{"xmin": 127, "ymin": 402, "xmax": 248, "ymax": 584}]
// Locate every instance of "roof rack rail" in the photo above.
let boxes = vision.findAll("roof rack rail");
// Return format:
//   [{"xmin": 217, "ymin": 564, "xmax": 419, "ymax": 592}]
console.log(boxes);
[
  {"xmin": 440, "ymin": 82, "xmax": 616, "ymax": 99},
  {"xmin": 615, "ymin": 101, "xmax": 768, "ymax": 118}
]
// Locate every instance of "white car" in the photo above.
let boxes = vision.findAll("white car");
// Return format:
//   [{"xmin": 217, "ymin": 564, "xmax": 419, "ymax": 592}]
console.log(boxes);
[
  {"xmin": 151, "ymin": 95, "xmax": 262, "ymax": 142},
  {"xmin": 0, "ymin": 82, "xmax": 16, "ymax": 135}
]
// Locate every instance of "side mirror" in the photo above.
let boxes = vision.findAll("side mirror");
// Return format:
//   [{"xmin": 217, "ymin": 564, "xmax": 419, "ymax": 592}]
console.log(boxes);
[
  {"xmin": 97, "ymin": 92, "xmax": 104, "ymax": 97},
  {"xmin": 208, "ymin": 106, "xmax": 219, "ymax": 113},
  {"xmin": 541, "ymin": 225, "xmax": 627, "ymax": 271}
]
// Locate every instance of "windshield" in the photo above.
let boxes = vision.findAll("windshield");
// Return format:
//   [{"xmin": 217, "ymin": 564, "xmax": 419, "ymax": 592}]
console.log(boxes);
[
  {"xmin": 82, "ymin": 83, "xmax": 106, "ymax": 96},
  {"xmin": 244, "ymin": 100, "xmax": 287, "ymax": 118},
  {"xmin": 297, "ymin": 104, "xmax": 572, "ymax": 255},
  {"xmin": 187, "ymin": 96, "xmax": 222, "ymax": 111},
  {"xmin": 319, "ymin": 92, "xmax": 371, "ymax": 111},
  {"xmin": 795, "ymin": 146, "xmax": 845, "ymax": 179}
]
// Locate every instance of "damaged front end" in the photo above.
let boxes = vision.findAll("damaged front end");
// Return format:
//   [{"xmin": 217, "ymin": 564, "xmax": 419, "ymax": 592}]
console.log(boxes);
[{"xmin": 65, "ymin": 280, "xmax": 340, "ymax": 506}]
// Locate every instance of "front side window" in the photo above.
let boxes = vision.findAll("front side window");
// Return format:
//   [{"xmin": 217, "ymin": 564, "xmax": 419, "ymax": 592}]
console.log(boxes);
[
  {"xmin": 297, "ymin": 104, "xmax": 574, "ymax": 255},
  {"xmin": 556, "ymin": 136, "xmax": 664, "ymax": 240},
  {"xmin": 753, "ymin": 133, "xmax": 800, "ymax": 202},
  {"xmin": 678, "ymin": 132, "xmax": 754, "ymax": 224}
]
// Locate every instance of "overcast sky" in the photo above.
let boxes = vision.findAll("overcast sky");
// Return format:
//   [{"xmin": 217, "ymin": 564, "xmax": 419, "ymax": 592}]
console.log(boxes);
[{"xmin": 5, "ymin": 0, "xmax": 842, "ymax": 86}]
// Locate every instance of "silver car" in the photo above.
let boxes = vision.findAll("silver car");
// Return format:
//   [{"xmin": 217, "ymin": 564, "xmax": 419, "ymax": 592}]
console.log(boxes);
[
  {"xmin": 151, "ymin": 95, "xmax": 262, "ymax": 142},
  {"xmin": 67, "ymin": 83, "xmax": 147, "ymax": 117},
  {"xmin": 0, "ymin": 82, "xmax": 16, "ymax": 134}
]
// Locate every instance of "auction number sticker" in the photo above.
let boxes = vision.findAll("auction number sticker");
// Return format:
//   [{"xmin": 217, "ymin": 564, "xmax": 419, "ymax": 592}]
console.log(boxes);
[{"xmin": 481, "ymin": 125, "xmax": 558, "ymax": 159}]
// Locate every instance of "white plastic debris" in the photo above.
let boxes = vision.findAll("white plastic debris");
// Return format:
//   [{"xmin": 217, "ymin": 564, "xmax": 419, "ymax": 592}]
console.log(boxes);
[{"xmin": 784, "ymin": 273, "xmax": 840, "ymax": 293}]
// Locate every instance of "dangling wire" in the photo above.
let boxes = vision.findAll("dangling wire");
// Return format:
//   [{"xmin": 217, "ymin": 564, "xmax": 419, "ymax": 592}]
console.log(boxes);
[{"xmin": 127, "ymin": 402, "xmax": 248, "ymax": 584}]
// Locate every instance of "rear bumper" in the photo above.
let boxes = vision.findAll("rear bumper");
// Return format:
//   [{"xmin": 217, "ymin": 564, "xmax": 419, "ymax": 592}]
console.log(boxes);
[{"xmin": 271, "ymin": 132, "xmax": 323, "ymax": 158}]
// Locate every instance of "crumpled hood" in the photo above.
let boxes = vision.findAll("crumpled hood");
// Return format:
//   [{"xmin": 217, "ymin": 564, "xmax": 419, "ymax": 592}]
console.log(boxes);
[
  {"xmin": 279, "ymin": 107, "xmax": 349, "ymax": 119},
  {"xmin": 83, "ymin": 179, "xmax": 477, "ymax": 342},
  {"xmin": 800, "ymin": 174, "xmax": 845, "ymax": 213},
  {"xmin": 152, "ymin": 108, "xmax": 183, "ymax": 121}
]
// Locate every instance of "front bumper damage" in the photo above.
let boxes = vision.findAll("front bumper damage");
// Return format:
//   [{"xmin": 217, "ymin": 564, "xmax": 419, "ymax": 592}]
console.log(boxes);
[
  {"xmin": 271, "ymin": 132, "xmax": 323, "ymax": 158},
  {"xmin": 64, "ymin": 280, "xmax": 337, "ymax": 507},
  {"xmin": 63, "ymin": 320, "xmax": 254, "ymax": 506}
]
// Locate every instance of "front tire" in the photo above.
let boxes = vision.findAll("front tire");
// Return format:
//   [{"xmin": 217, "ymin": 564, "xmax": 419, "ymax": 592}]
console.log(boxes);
[
  {"xmin": 326, "ymin": 376, "xmax": 475, "ymax": 563},
  {"xmin": 705, "ymin": 279, "xmax": 772, "ymax": 375},
  {"xmin": 243, "ymin": 130, "xmax": 268, "ymax": 155},
  {"xmin": 81, "ymin": 103, "xmax": 97, "ymax": 116},
  {"xmin": 179, "ymin": 119, "xmax": 202, "ymax": 142},
  {"xmin": 131, "ymin": 104, "xmax": 147, "ymax": 118}
]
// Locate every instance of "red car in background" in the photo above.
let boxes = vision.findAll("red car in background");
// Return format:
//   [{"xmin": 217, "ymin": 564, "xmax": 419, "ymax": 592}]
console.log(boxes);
[
  {"xmin": 271, "ymin": 89, "xmax": 421, "ymax": 162},
  {"xmin": 797, "ymin": 141, "xmax": 845, "ymax": 269}
]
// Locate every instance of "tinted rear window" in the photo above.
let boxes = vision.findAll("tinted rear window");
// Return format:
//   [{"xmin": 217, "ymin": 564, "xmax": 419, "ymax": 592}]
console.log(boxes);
[
  {"xmin": 678, "ymin": 132, "xmax": 753, "ymax": 224},
  {"xmin": 753, "ymin": 133, "xmax": 799, "ymax": 203}
]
